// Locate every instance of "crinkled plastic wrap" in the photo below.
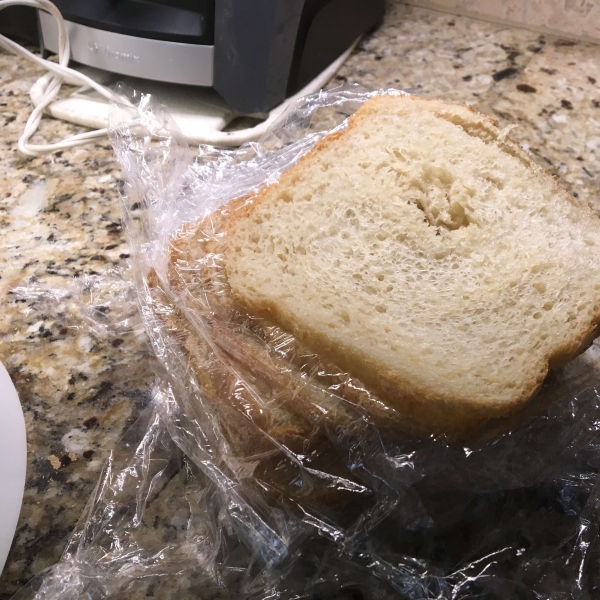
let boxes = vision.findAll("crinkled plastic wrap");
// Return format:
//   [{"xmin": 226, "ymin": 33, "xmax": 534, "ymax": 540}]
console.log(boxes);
[
  {"xmin": 12, "ymin": 268, "xmax": 145, "ymax": 339},
  {"xmin": 16, "ymin": 86, "xmax": 600, "ymax": 599}
]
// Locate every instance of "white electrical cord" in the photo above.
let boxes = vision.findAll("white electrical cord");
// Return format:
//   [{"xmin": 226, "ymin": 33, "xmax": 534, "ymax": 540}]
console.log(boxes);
[
  {"xmin": 0, "ymin": 0, "xmax": 356, "ymax": 154},
  {"xmin": 0, "ymin": 0, "xmax": 117, "ymax": 156}
]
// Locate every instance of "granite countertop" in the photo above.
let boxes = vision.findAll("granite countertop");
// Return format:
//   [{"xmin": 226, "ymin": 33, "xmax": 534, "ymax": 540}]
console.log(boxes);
[{"xmin": 1, "ymin": 2, "xmax": 599, "ymax": 598}]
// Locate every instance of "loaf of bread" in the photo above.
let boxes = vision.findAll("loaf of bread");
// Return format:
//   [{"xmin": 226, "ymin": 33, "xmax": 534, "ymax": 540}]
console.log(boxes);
[{"xmin": 161, "ymin": 94, "xmax": 600, "ymax": 438}]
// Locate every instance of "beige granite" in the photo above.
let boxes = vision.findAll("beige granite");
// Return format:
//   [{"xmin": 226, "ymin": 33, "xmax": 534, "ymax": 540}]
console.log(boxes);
[
  {"xmin": 330, "ymin": 1, "xmax": 545, "ymax": 102},
  {"xmin": 0, "ymin": 49, "xmax": 158, "ymax": 599},
  {"xmin": 404, "ymin": 0, "xmax": 600, "ymax": 44},
  {"xmin": 478, "ymin": 38, "xmax": 600, "ymax": 211},
  {"xmin": 1, "ymin": 2, "xmax": 600, "ymax": 598}
]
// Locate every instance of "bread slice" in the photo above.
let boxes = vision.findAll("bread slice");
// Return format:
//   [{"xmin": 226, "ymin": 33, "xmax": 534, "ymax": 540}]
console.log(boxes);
[
  {"xmin": 191, "ymin": 94, "xmax": 600, "ymax": 435},
  {"xmin": 147, "ymin": 270, "xmax": 382, "ymax": 514}
]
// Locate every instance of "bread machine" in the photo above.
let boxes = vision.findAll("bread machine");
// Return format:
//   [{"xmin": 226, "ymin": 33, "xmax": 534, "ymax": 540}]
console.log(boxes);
[{"xmin": 38, "ymin": 0, "xmax": 386, "ymax": 115}]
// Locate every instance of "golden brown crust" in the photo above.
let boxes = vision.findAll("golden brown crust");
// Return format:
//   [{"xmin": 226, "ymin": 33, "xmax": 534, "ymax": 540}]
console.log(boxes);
[{"xmin": 230, "ymin": 286, "xmax": 550, "ymax": 435}]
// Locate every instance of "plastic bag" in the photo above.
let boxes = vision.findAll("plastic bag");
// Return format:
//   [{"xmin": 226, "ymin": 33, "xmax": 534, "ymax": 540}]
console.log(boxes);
[
  {"xmin": 11, "ymin": 267, "xmax": 145, "ymax": 339},
  {"xmin": 16, "ymin": 85, "xmax": 600, "ymax": 599}
]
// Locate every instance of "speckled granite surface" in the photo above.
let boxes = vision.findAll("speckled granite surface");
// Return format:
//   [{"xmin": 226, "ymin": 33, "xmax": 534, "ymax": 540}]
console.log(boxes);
[
  {"xmin": 405, "ymin": 0, "xmax": 600, "ymax": 44},
  {"xmin": 1, "ymin": 2, "xmax": 599, "ymax": 598},
  {"xmin": 0, "ymin": 47, "xmax": 158, "ymax": 599}
]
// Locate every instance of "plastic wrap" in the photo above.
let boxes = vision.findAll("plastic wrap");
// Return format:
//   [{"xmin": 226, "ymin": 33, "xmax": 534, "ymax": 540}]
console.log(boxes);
[
  {"xmin": 12, "ymin": 268, "xmax": 145, "ymax": 339},
  {"xmin": 15, "ymin": 86, "xmax": 600, "ymax": 599}
]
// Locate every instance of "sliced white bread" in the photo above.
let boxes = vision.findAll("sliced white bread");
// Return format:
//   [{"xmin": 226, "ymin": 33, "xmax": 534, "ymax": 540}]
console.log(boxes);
[{"xmin": 193, "ymin": 94, "xmax": 600, "ymax": 435}]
